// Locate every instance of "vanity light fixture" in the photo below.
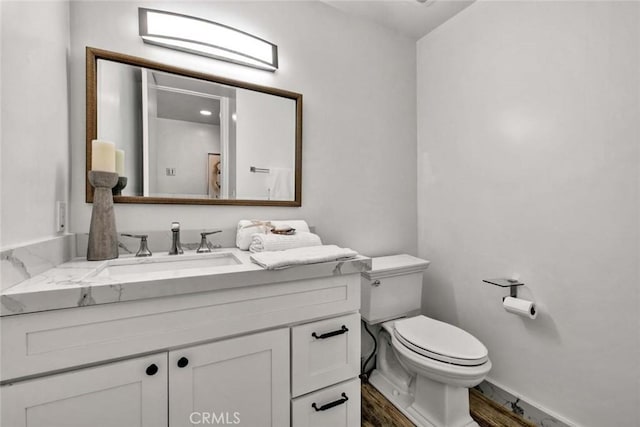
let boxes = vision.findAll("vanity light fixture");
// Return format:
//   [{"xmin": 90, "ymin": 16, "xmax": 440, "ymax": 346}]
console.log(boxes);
[
  {"xmin": 200, "ymin": 110, "xmax": 212, "ymax": 116},
  {"xmin": 138, "ymin": 8, "xmax": 278, "ymax": 71}
]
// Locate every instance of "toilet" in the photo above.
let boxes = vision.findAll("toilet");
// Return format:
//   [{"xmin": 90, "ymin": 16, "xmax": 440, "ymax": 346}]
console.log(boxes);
[{"xmin": 361, "ymin": 255, "xmax": 491, "ymax": 427}]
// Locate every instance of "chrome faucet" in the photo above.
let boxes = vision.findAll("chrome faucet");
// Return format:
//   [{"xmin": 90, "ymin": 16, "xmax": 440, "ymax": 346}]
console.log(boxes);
[
  {"xmin": 121, "ymin": 233, "xmax": 152, "ymax": 257},
  {"xmin": 169, "ymin": 222, "xmax": 183, "ymax": 255},
  {"xmin": 197, "ymin": 230, "xmax": 222, "ymax": 253}
]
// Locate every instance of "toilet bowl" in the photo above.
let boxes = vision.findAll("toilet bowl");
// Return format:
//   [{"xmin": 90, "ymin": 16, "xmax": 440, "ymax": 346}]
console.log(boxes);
[
  {"xmin": 392, "ymin": 315, "xmax": 491, "ymax": 388},
  {"xmin": 361, "ymin": 255, "xmax": 491, "ymax": 427}
]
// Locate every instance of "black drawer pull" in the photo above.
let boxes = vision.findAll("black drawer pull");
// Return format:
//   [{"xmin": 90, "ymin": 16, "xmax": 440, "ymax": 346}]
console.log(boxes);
[
  {"xmin": 312, "ymin": 393, "xmax": 349, "ymax": 412},
  {"xmin": 145, "ymin": 364, "xmax": 158, "ymax": 376},
  {"xmin": 177, "ymin": 357, "xmax": 189, "ymax": 368},
  {"xmin": 311, "ymin": 325, "xmax": 349, "ymax": 340}
]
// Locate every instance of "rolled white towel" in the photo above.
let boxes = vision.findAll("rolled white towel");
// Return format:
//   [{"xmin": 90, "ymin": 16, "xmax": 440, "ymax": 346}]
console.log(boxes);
[
  {"xmin": 236, "ymin": 220, "xmax": 270, "ymax": 250},
  {"xmin": 249, "ymin": 231, "xmax": 322, "ymax": 253},
  {"xmin": 236, "ymin": 220, "xmax": 310, "ymax": 250},
  {"xmin": 250, "ymin": 245, "xmax": 358, "ymax": 270}
]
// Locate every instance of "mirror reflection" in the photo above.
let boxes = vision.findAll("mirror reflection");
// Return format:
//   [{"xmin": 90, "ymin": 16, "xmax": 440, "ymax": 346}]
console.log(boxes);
[{"xmin": 87, "ymin": 48, "xmax": 302, "ymax": 206}]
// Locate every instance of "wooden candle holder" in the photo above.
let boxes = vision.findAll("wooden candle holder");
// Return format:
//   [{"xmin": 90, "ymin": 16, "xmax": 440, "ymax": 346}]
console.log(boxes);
[
  {"xmin": 112, "ymin": 176, "xmax": 128, "ymax": 196},
  {"xmin": 87, "ymin": 171, "xmax": 119, "ymax": 261}
]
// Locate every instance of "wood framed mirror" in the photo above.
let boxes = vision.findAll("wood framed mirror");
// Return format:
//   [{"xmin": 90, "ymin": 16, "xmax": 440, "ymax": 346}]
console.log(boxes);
[{"xmin": 86, "ymin": 47, "xmax": 302, "ymax": 206}]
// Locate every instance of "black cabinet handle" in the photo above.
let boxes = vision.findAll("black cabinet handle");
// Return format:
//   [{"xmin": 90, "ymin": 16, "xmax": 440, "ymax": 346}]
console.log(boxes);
[
  {"xmin": 146, "ymin": 364, "xmax": 158, "ymax": 376},
  {"xmin": 311, "ymin": 393, "xmax": 349, "ymax": 412},
  {"xmin": 311, "ymin": 325, "xmax": 349, "ymax": 340},
  {"xmin": 177, "ymin": 357, "xmax": 189, "ymax": 368}
]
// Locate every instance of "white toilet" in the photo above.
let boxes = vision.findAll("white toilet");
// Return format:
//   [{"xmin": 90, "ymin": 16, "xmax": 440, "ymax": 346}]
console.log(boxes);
[{"xmin": 361, "ymin": 255, "xmax": 491, "ymax": 427}]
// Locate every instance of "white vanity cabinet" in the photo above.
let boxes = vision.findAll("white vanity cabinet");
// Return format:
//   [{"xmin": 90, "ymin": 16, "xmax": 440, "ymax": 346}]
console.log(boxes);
[{"xmin": 0, "ymin": 272, "xmax": 363, "ymax": 427}]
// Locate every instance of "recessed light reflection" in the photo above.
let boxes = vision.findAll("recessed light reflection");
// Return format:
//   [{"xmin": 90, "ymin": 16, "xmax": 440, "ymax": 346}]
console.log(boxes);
[{"xmin": 200, "ymin": 110, "xmax": 212, "ymax": 116}]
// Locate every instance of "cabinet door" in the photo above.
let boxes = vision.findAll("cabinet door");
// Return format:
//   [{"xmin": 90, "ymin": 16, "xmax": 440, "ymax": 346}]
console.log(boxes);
[
  {"xmin": 1, "ymin": 353, "xmax": 168, "ymax": 427},
  {"xmin": 169, "ymin": 328, "xmax": 289, "ymax": 427}
]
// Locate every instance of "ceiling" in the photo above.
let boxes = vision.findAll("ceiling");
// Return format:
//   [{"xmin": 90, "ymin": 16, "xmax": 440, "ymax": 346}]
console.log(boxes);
[
  {"xmin": 321, "ymin": 0, "xmax": 475, "ymax": 40},
  {"xmin": 151, "ymin": 72, "xmax": 237, "ymax": 126},
  {"xmin": 156, "ymin": 90, "xmax": 221, "ymax": 126},
  {"xmin": 144, "ymin": 0, "xmax": 476, "ymax": 124}
]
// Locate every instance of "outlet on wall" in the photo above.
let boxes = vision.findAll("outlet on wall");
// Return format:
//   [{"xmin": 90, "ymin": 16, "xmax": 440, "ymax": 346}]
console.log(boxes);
[{"xmin": 56, "ymin": 201, "xmax": 66, "ymax": 233}]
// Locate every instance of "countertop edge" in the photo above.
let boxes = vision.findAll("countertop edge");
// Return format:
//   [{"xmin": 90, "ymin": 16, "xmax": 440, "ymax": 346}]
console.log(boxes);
[{"xmin": 1, "ymin": 253, "xmax": 371, "ymax": 317}]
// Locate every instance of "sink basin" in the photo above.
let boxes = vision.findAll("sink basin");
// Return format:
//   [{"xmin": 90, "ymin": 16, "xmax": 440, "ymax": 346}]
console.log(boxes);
[{"xmin": 90, "ymin": 252, "xmax": 242, "ymax": 280}]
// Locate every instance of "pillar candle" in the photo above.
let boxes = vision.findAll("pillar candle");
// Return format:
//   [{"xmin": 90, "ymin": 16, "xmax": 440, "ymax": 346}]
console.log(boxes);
[
  {"xmin": 91, "ymin": 140, "xmax": 116, "ymax": 172},
  {"xmin": 115, "ymin": 149, "xmax": 125, "ymax": 176}
]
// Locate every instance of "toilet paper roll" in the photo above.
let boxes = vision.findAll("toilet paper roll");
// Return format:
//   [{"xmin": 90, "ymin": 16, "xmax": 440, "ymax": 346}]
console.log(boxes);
[{"xmin": 503, "ymin": 296, "xmax": 537, "ymax": 319}]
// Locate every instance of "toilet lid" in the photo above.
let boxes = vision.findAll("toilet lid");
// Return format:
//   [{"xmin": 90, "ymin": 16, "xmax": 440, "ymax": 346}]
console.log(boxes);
[{"xmin": 394, "ymin": 316, "xmax": 488, "ymax": 366}]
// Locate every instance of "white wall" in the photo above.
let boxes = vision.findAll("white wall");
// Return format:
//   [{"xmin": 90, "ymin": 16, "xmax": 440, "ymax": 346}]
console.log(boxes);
[
  {"xmin": 97, "ymin": 60, "xmax": 142, "ymax": 195},
  {"xmin": 146, "ymin": 74, "xmax": 159, "ymax": 197},
  {"xmin": 235, "ymin": 88, "xmax": 295, "ymax": 200},
  {"xmin": 416, "ymin": 2, "xmax": 639, "ymax": 426},
  {"xmin": 68, "ymin": 1, "xmax": 417, "ymax": 256},
  {"xmin": 0, "ymin": 1, "xmax": 70, "ymax": 248},
  {"xmin": 152, "ymin": 118, "xmax": 220, "ymax": 197}
]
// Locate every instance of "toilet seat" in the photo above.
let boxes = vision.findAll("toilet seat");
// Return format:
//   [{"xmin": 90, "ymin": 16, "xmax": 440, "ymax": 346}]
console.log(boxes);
[{"xmin": 394, "ymin": 316, "xmax": 488, "ymax": 366}]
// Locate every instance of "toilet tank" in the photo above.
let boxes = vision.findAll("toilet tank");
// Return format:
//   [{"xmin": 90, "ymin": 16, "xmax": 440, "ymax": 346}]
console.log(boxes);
[{"xmin": 361, "ymin": 255, "xmax": 430, "ymax": 324}]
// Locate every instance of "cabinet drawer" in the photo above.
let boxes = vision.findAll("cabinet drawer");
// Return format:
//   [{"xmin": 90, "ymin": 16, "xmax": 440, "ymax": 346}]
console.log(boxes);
[
  {"xmin": 291, "ymin": 378, "xmax": 360, "ymax": 427},
  {"xmin": 291, "ymin": 312, "xmax": 360, "ymax": 397}
]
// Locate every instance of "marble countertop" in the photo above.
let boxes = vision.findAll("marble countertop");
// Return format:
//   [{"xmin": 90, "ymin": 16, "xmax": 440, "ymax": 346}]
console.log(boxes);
[{"xmin": 1, "ymin": 248, "xmax": 371, "ymax": 317}]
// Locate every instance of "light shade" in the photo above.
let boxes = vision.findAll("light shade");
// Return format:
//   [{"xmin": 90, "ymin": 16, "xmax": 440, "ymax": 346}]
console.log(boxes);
[{"xmin": 139, "ymin": 8, "xmax": 278, "ymax": 72}]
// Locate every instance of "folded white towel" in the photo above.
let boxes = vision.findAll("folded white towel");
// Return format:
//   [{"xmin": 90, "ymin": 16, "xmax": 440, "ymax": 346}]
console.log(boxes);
[
  {"xmin": 236, "ymin": 219, "xmax": 310, "ymax": 250},
  {"xmin": 249, "ymin": 231, "xmax": 322, "ymax": 253},
  {"xmin": 250, "ymin": 245, "xmax": 358, "ymax": 270}
]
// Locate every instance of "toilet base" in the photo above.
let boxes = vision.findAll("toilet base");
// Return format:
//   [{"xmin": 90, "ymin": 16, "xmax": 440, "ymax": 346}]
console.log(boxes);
[{"xmin": 369, "ymin": 369, "xmax": 478, "ymax": 427}]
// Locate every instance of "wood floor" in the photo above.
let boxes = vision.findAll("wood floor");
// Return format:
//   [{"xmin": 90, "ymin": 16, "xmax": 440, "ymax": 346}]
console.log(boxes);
[{"xmin": 361, "ymin": 382, "xmax": 536, "ymax": 427}]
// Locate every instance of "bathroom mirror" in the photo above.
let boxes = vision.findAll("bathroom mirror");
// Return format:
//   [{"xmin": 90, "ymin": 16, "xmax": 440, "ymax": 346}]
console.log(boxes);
[{"xmin": 86, "ymin": 47, "xmax": 302, "ymax": 206}]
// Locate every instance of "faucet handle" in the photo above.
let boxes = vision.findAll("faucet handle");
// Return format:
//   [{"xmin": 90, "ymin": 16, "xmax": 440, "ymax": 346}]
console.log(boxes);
[
  {"xmin": 121, "ymin": 233, "xmax": 152, "ymax": 257},
  {"xmin": 197, "ymin": 230, "xmax": 222, "ymax": 253},
  {"xmin": 171, "ymin": 222, "xmax": 180, "ymax": 231}
]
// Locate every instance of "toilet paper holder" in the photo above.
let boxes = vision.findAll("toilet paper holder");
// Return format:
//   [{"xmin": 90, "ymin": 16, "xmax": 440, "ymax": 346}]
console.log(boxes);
[{"xmin": 483, "ymin": 278, "xmax": 524, "ymax": 300}]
